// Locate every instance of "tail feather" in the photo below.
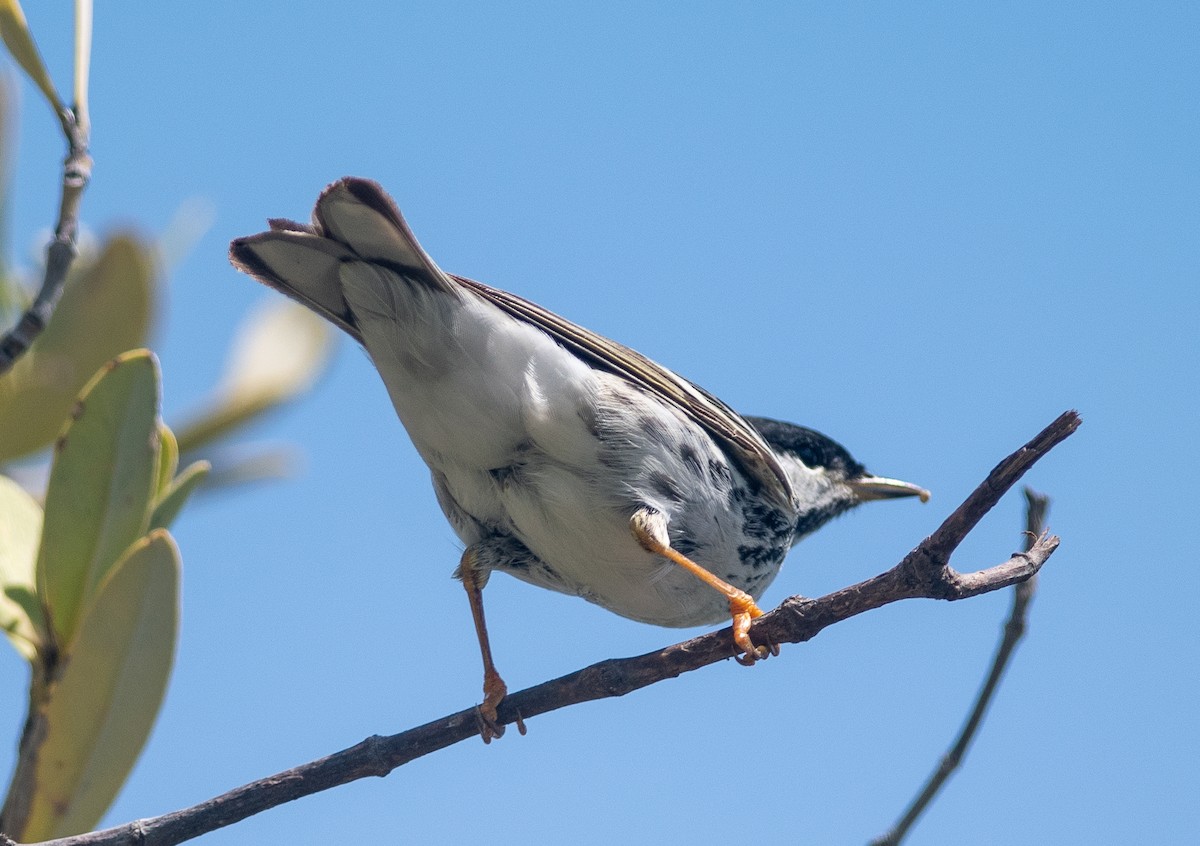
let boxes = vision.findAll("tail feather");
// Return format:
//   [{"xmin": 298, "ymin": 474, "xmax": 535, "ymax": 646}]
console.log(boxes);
[
  {"xmin": 229, "ymin": 177, "xmax": 458, "ymax": 343},
  {"xmin": 230, "ymin": 227, "xmax": 363, "ymax": 341},
  {"xmin": 313, "ymin": 179, "xmax": 456, "ymax": 294}
]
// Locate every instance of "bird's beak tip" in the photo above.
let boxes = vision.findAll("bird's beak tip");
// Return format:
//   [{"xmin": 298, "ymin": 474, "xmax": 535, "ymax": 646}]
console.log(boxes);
[{"xmin": 850, "ymin": 476, "xmax": 931, "ymax": 503}]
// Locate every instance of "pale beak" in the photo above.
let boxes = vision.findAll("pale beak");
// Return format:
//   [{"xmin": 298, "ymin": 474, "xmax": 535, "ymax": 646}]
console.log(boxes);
[{"xmin": 849, "ymin": 475, "xmax": 931, "ymax": 503}]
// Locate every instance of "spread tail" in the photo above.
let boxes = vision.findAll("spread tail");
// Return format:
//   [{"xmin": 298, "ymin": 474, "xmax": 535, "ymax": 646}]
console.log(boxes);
[{"xmin": 229, "ymin": 177, "xmax": 457, "ymax": 343}]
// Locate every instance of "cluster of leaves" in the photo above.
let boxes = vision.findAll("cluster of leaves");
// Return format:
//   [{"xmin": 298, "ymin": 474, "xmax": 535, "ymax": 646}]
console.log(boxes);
[
  {"xmin": 0, "ymin": 4, "xmax": 337, "ymax": 840},
  {"xmin": 1, "ymin": 352, "xmax": 194, "ymax": 840},
  {"xmin": 0, "ymin": 272, "xmax": 333, "ymax": 842}
]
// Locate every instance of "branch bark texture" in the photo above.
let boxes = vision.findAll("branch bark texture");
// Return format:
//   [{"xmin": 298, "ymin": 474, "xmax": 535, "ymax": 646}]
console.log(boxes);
[{"xmin": 0, "ymin": 106, "xmax": 92, "ymax": 374}]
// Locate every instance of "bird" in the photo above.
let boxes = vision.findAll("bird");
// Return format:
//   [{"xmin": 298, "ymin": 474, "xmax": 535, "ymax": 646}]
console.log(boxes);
[{"xmin": 230, "ymin": 177, "xmax": 929, "ymax": 740}]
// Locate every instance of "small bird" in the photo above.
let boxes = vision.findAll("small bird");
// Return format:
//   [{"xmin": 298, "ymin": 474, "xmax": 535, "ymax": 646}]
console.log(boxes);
[{"xmin": 230, "ymin": 178, "xmax": 928, "ymax": 739}]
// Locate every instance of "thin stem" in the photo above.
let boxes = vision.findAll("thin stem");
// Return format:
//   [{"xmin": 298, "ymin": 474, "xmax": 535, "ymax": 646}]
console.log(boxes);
[
  {"xmin": 0, "ymin": 105, "xmax": 92, "ymax": 374},
  {"xmin": 870, "ymin": 488, "xmax": 1051, "ymax": 846}
]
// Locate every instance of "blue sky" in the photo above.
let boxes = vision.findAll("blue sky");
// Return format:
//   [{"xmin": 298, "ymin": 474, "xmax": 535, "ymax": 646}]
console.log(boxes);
[{"xmin": 2, "ymin": 2, "xmax": 1197, "ymax": 843}]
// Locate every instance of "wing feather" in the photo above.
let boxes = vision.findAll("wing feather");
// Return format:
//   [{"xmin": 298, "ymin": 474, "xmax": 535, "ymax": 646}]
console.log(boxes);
[{"xmin": 454, "ymin": 274, "xmax": 795, "ymax": 507}]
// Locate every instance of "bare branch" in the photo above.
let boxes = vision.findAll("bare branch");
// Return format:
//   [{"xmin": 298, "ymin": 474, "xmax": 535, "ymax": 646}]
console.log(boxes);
[
  {"xmin": 921, "ymin": 411, "xmax": 1073, "ymax": 561},
  {"xmin": 870, "ymin": 488, "xmax": 1052, "ymax": 846},
  {"xmin": 0, "ymin": 106, "xmax": 92, "ymax": 374},
  {"xmin": 11, "ymin": 412, "xmax": 1078, "ymax": 846}
]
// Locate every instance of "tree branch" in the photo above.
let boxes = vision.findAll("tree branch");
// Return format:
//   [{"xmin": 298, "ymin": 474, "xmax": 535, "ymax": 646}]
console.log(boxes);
[
  {"xmin": 11, "ymin": 411, "xmax": 1079, "ymax": 846},
  {"xmin": 870, "ymin": 488, "xmax": 1050, "ymax": 846},
  {"xmin": 0, "ymin": 105, "xmax": 92, "ymax": 374}
]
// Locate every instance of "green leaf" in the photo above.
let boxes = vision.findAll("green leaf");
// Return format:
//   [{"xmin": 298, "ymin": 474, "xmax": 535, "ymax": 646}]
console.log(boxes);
[
  {"xmin": 176, "ymin": 298, "xmax": 336, "ymax": 453},
  {"xmin": 191, "ymin": 446, "xmax": 298, "ymax": 495},
  {"xmin": 0, "ymin": 233, "xmax": 157, "ymax": 462},
  {"xmin": 4, "ymin": 584, "xmax": 43, "ymax": 655},
  {"xmin": 19, "ymin": 529, "xmax": 179, "ymax": 841},
  {"xmin": 0, "ymin": 473, "xmax": 43, "ymax": 660},
  {"xmin": 155, "ymin": 422, "xmax": 179, "ymax": 496},
  {"xmin": 0, "ymin": 0, "xmax": 64, "ymax": 113},
  {"xmin": 72, "ymin": 0, "xmax": 91, "ymax": 134},
  {"xmin": 36, "ymin": 350, "xmax": 160, "ymax": 647},
  {"xmin": 148, "ymin": 459, "xmax": 209, "ymax": 531}
]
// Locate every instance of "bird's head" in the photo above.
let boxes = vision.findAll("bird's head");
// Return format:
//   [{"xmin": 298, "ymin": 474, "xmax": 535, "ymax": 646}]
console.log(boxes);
[{"xmin": 745, "ymin": 416, "xmax": 930, "ymax": 543}]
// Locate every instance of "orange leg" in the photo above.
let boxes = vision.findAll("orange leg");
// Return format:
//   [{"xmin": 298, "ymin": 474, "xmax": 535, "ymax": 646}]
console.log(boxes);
[
  {"xmin": 457, "ymin": 549, "xmax": 509, "ymax": 743},
  {"xmin": 630, "ymin": 509, "xmax": 776, "ymax": 664}
]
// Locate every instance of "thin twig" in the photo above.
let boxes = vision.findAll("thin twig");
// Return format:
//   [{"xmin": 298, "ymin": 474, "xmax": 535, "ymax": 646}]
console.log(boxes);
[
  {"xmin": 12, "ymin": 412, "xmax": 1078, "ymax": 846},
  {"xmin": 0, "ymin": 105, "xmax": 92, "ymax": 374},
  {"xmin": 870, "ymin": 488, "xmax": 1051, "ymax": 846}
]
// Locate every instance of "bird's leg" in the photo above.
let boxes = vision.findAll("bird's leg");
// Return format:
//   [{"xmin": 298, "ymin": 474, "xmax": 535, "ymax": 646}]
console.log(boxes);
[
  {"xmin": 630, "ymin": 508, "xmax": 774, "ymax": 664},
  {"xmin": 455, "ymin": 548, "xmax": 508, "ymax": 743}
]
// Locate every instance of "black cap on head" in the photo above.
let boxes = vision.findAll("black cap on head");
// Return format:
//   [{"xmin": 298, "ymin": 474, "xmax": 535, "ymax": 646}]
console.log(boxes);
[{"xmin": 743, "ymin": 416, "xmax": 866, "ymax": 478}]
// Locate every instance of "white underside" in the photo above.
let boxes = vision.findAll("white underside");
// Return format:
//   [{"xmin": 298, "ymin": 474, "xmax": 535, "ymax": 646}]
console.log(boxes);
[{"xmin": 340, "ymin": 261, "xmax": 774, "ymax": 627}]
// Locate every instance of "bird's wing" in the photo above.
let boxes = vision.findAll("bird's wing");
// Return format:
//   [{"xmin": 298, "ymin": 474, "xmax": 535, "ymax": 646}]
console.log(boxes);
[{"xmin": 455, "ymin": 274, "xmax": 795, "ymax": 508}]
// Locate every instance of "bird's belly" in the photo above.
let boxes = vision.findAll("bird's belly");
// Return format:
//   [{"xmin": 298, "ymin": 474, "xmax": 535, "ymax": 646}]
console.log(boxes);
[
  {"xmin": 353, "ymin": 289, "xmax": 604, "ymax": 472},
  {"xmin": 520, "ymin": 546, "xmax": 759, "ymax": 629},
  {"xmin": 505, "ymin": 505, "xmax": 786, "ymax": 628},
  {"xmin": 442, "ymin": 453, "xmax": 789, "ymax": 629}
]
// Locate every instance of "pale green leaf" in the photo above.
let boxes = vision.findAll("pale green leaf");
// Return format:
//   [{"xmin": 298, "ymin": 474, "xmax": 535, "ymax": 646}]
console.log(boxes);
[
  {"xmin": 0, "ymin": 234, "xmax": 157, "ymax": 461},
  {"xmin": 175, "ymin": 299, "xmax": 335, "ymax": 453},
  {"xmin": 72, "ymin": 0, "xmax": 91, "ymax": 135},
  {"xmin": 148, "ymin": 460, "xmax": 209, "ymax": 531},
  {"xmin": 19, "ymin": 529, "xmax": 179, "ymax": 840},
  {"xmin": 36, "ymin": 350, "xmax": 160, "ymax": 647},
  {"xmin": 195, "ymin": 446, "xmax": 297, "ymax": 493},
  {"xmin": 0, "ymin": 474, "xmax": 43, "ymax": 659},
  {"xmin": 155, "ymin": 422, "xmax": 178, "ymax": 497},
  {"xmin": 4, "ymin": 585, "xmax": 42, "ymax": 658},
  {"xmin": 0, "ymin": 0, "xmax": 63, "ymax": 112}
]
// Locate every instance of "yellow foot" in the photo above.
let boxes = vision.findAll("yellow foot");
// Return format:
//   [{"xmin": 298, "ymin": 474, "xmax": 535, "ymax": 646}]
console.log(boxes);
[
  {"xmin": 729, "ymin": 594, "xmax": 779, "ymax": 665},
  {"xmin": 629, "ymin": 508, "xmax": 780, "ymax": 666},
  {"xmin": 475, "ymin": 667, "xmax": 508, "ymax": 744}
]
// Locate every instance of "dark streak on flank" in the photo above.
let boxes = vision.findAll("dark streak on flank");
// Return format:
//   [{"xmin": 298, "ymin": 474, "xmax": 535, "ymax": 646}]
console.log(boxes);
[
  {"xmin": 649, "ymin": 471, "xmax": 685, "ymax": 503},
  {"xmin": 679, "ymin": 443, "xmax": 704, "ymax": 477}
]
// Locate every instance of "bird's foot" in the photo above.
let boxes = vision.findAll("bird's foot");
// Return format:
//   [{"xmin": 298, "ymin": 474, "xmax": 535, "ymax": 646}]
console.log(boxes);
[
  {"xmin": 475, "ymin": 666, "xmax": 508, "ymax": 743},
  {"xmin": 629, "ymin": 508, "xmax": 780, "ymax": 665},
  {"xmin": 729, "ymin": 593, "xmax": 779, "ymax": 665}
]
